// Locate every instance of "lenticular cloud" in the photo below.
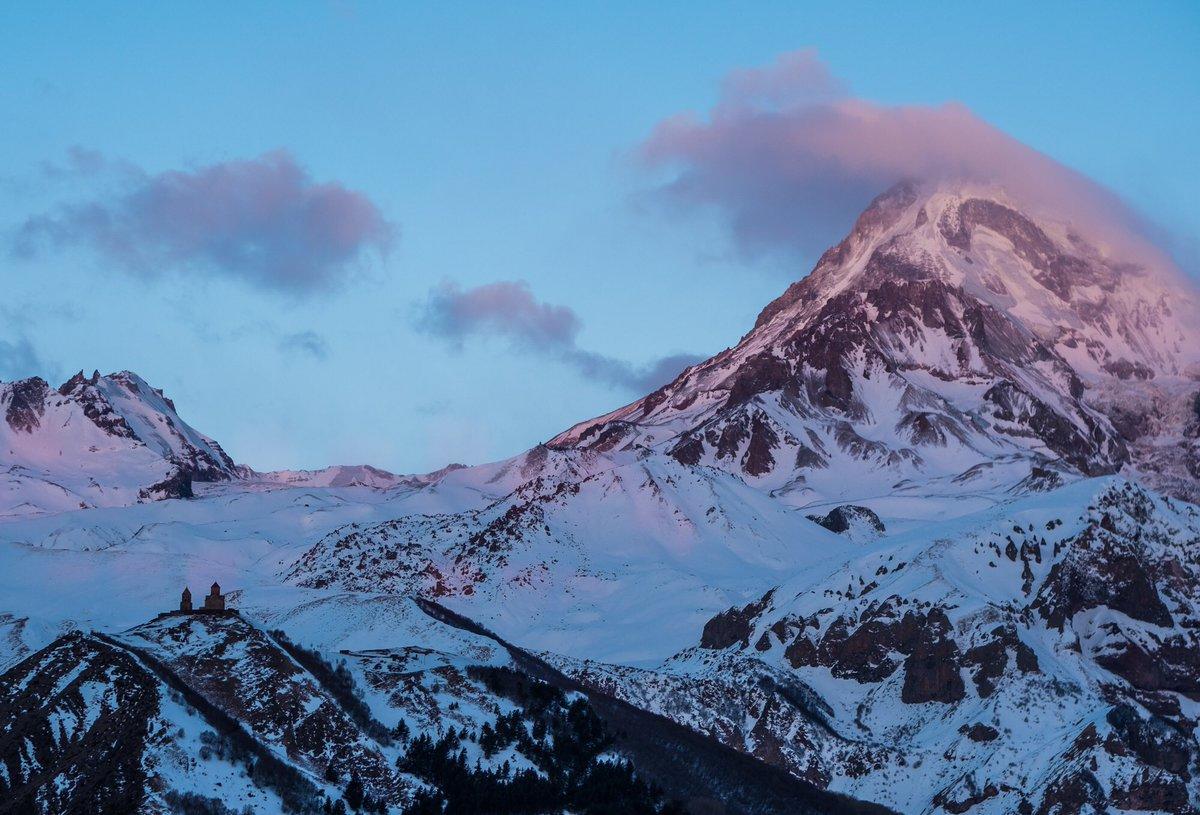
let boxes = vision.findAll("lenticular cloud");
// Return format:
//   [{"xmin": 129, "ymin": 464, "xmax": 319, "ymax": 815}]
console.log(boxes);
[{"xmin": 640, "ymin": 49, "xmax": 1174, "ymax": 271}]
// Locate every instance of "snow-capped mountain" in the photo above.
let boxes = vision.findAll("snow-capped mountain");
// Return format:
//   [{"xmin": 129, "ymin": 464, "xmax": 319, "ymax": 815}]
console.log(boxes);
[
  {"xmin": 0, "ymin": 370, "xmax": 237, "ymax": 519},
  {"xmin": 552, "ymin": 181, "xmax": 1200, "ymax": 502},
  {"xmin": 3, "ymin": 180, "xmax": 1200, "ymax": 814}
]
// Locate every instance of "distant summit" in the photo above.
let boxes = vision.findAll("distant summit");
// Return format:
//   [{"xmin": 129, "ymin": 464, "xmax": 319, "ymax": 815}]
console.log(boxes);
[{"xmin": 1, "ymin": 370, "xmax": 237, "ymax": 518}]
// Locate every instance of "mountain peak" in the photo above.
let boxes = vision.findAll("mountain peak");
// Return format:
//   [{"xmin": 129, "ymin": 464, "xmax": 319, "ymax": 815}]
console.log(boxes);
[
  {"xmin": 551, "ymin": 182, "xmax": 1200, "ymax": 503},
  {"xmin": 1, "ymin": 367, "xmax": 238, "ymax": 517},
  {"xmin": 57, "ymin": 369, "xmax": 101, "ymax": 395},
  {"xmin": 754, "ymin": 179, "xmax": 1198, "ymax": 377}
]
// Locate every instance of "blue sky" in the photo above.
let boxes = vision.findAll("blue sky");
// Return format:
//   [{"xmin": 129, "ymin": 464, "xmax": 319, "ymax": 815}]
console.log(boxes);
[{"xmin": 2, "ymin": 2, "xmax": 1197, "ymax": 472}]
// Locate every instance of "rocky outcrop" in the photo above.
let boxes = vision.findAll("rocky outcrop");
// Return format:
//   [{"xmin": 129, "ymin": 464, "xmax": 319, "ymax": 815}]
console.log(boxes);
[
  {"xmin": 961, "ymin": 626, "xmax": 1039, "ymax": 698},
  {"xmin": 58, "ymin": 370, "xmax": 137, "ymax": 439},
  {"xmin": 140, "ymin": 468, "xmax": 195, "ymax": 501},
  {"xmin": 806, "ymin": 505, "xmax": 885, "ymax": 537},
  {"xmin": 701, "ymin": 592, "xmax": 775, "ymax": 650},
  {"xmin": 780, "ymin": 603, "xmax": 965, "ymax": 704},
  {"xmin": 3, "ymin": 376, "xmax": 49, "ymax": 433}
]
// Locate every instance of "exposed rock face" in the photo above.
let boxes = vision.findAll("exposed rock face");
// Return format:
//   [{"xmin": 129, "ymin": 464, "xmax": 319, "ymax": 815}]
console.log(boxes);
[
  {"xmin": 3, "ymin": 377, "xmax": 49, "ymax": 434},
  {"xmin": 548, "ymin": 181, "xmax": 1199, "ymax": 502},
  {"xmin": 900, "ymin": 620, "xmax": 965, "ymax": 704},
  {"xmin": 665, "ymin": 479, "xmax": 1200, "ymax": 813},
  {"xmin": 777, "ymin": 602, "xmax": 966, "ymax": 704},
  {"xmin": 140, "ymin": 468, "xmax": 195, "ymax": 501},
  {"xmin": 701, "ymin": 592, "xmax": 774, "ymax": 650},
  {"xmin": 961, "ymin": 626, "xmax": 1039, "ymax": 698},
  {"xmin": 806, "ymin": 505, "xmax": 885, "ymax": 538},
  {"xmin": 961, "ymin": 723, "xmax": 999, "ymax": 743},
  {"xmin": 58, "ymin": 369, "xmax": 137, "ymax": 438},
  {"xmin": 1033, "ymin": 528, "xmax": 1173, "ymax": 630}
]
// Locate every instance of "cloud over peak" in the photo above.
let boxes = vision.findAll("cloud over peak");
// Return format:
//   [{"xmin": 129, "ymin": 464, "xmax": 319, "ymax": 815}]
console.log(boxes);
[
  {"xmin": 418, "ymin": 280, "xmax": 703, "ymax": 393},
  {"xmin": 640, "ymin": 49, "xmax": 1173, "ymax": 270},
  {"xmin": 13, "ymin": 150, "xmax": 393, "ymax": 295}
]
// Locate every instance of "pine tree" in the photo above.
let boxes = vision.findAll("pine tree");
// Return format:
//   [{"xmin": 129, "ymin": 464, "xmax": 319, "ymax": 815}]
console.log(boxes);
[
  {"xmin": 345, "ymin": 772, "xmax": 365, "ymax": 811},
  {"xmin": 479, "ymin": 722, "xmax": 496, "ymax": 757}
]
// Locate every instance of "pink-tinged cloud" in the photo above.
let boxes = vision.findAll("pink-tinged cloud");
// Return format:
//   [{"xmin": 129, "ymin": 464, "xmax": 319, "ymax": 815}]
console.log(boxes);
[
  {"xmin": 420, "ymin": 280, "xmax": 581, "ymax": 351},
  {"xmin": 418, "ymin": 280, "xmax": 703, "ymax": 392},
  {"xmin": 717, "ymin": 48, "xmax": 847, "ymax": 112},
  {"xmin": 640, "ymin": 49, "xmax": 1174, "ymax": 269},
  {"xmin": 13, "ymin": 150, "xmax": 393, "ymax": 294}
]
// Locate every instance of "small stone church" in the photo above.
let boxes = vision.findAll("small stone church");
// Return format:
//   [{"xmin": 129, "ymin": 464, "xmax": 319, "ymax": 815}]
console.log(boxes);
[{"xmin": 179, "ymin": 582, "xmax": 227, "ymax": 613}]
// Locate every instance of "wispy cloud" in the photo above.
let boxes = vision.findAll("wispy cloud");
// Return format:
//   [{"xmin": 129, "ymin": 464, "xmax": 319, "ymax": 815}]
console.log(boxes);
[
  {"xmin": 640, "ymin": 49, "xmax": 1174, "ymax": 269},
  {"xmin": 12, "ymin": 149, "xmax": 394, "ymax": 295},
  {"xmin": 277, "ymin": 330, "xmax": 330, "ymax": 360},
  {"xmin": 38, "ymin": 145, "xmax": 111, "ymax": 179},
  {"xmin": 417, "ymin": 280, "xmax": 702, "ymax": 393},
  {"xmin": 0, "ymin": 336, "xmax": 49, "ymax": 381}
]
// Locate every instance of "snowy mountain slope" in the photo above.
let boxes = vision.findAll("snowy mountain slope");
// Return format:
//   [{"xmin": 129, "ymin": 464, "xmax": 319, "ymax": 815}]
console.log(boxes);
[
  {"xmin": 0, "ymin": 370, "xmax": 237, "ymax": 520},
  {"xmin": 547, "ymin": 478, "xmax": 1200, "ymax": 814},
  {"xmin": 4, "ymin": 599, "xmax": 893, "ymax": 815},
  {"xmin": 59, "ymin": 371, "xmax": 236, "ymax": 483},
  {"xmin": 240, "ymin": 464, "xmax": 411, "ymax": 489},
  {"xmin": 0, "ymin": 459, "xmax": 582, "ymax": 675},
  {"xmin": 121, "ymin": 613, "xmax": 412, "ymax": 807},
  {"xmin": 285, "ymin": 451, "xmax": 860, "ymax": 662},
  {"xmin": 279, "ymin": 184, "xmax": 1200, "ymax": 666},
  {"xmin": 265, "ymin": 174, "xmax": 1200, "ymax": 812},
  {"xmin": 0, "ymin": 483, "xmax": 424, "ymax": 671},
  {"xmin": 5, "ymin": 453, "xmax": 1195, "ymax": 811}
]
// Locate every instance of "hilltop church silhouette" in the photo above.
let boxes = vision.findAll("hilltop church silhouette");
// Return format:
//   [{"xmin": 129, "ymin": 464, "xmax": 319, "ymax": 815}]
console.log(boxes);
[{"xmin": 179, "ymin": 582, "xmax": 226, "ymax": 612}]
